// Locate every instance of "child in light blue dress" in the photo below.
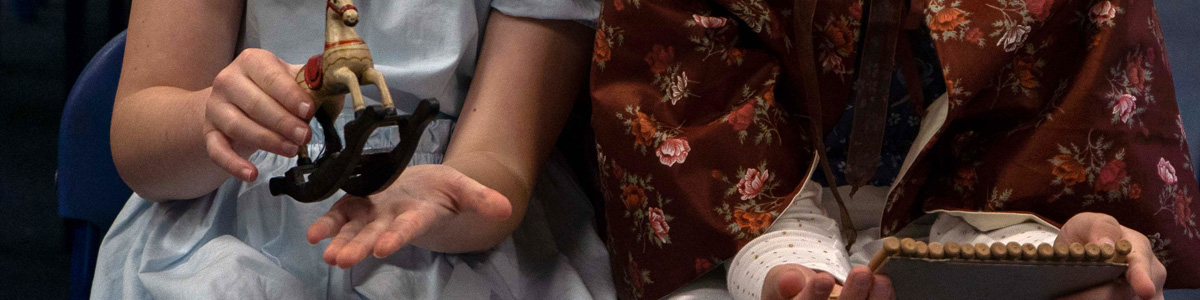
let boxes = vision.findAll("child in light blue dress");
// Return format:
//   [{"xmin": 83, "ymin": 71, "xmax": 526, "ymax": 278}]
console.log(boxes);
[{"xmin": 93, "ymin": 1, "xmax": 612, "ymax": 299}]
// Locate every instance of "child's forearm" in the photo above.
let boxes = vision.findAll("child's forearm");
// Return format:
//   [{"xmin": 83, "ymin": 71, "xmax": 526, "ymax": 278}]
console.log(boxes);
[
  {"xmin": 111, "ymin": 86, "xmax": 233, "ymax": 201},
  {"xmin": 406, "ymin": 11, "xmax": 594, "ymax": 253}
]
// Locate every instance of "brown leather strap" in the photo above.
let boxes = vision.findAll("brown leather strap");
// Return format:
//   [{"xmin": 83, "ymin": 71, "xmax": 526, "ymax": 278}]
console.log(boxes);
[
  {"xmin": 792, "ymin": 0, "xmax": 857, "ymax": 246},
  {"xmin": 845, "ymin": 0, "xmax": 904, "ymax": 195}
]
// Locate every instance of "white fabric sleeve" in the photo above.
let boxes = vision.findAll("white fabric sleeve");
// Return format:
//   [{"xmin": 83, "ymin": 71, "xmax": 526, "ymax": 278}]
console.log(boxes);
[
  {"xmin": 928, "ymin": 213, "xmax": 1059, "ymax": 246},
  {"xmin": 726, "ymin": 184, "xmax": 851, "ymax": 300},
  {"xmin": 490, "ymin": 0, "xmax": 600, "ymax": 25}
]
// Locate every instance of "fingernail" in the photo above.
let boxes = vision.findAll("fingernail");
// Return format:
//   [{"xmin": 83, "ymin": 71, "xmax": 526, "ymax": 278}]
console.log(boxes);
[
  {"xmin": 282, "ymin": 142, "xmax": 299, "ymax": 156},
  {"xmin": 1098, "ymin": 237, "xmax": 1115, "ymax": 247},
  {"xmin": 241, "ymin": 168, "xmax": 254, "ymax": 181},
  {"xmin": 298, "ymin": 102, "xmax": 311, "ymax": 117},
  {"xmin": 293, "ymin": 127, "xmax": 308, "ymax": 143}
]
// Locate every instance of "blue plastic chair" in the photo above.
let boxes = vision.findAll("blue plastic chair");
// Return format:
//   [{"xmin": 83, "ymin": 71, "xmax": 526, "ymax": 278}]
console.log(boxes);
[{"xmin": 57, "ymin": 31, "xmax": 131, "ymax": 300}]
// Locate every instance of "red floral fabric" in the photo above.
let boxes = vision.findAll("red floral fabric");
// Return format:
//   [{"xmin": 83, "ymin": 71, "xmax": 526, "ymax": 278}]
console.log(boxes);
[{"xmin": 590, "ymin": 0, "xmax": 1200, "ymax": 298}]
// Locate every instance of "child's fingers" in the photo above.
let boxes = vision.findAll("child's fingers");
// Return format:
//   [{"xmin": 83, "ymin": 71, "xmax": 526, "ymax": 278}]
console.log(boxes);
[
  {"xmin": 798, "ymin": 272, "xmax": 835, "ymax": 300},
  {"xmin": 323, "ymin": 218, "xmax": 366, "ymax": 266},
  {"xmin": 1056, "ymin": 212, "xmax": 1123, "ymax": 246},
  {"xmin": 204, "ymin": 129, "xmax": 257, "ymax": 181},
  {"xmin": 306, "ymin": 210, "xmax": 350, "ymax": 244},
  {"xmin": 238, "ymin": 49, "xmax": 314, "ymax": 119},
  {"xmin": 1123, "ymin": 228, "xmax": 1166, "ymax": 300},
  {"xmin": 839, "ymin": 266, "xmax": 873, "ymax": 300},
  {"xmin": 220, "ymin": 72, "xmax": 311, "ymax": 146},
  {"xmin": 335, "ymin": 218, "xmax": 392, "ymax": 268},
  {"xmin": 868, "ymin": 275, "xmax": 894, "ymax": 300},
  {"xmin": 207, "ymin": 100, "xmax": 298, "ymax": 157},
  {"xmin": 373, "ymin": 209, "xmax": 437, "ymax": 258},
  {"xmin": 763, "ymin": 264, "xmax": 810, "ymax": 300},
  {"xmin": 1055, "ymin": 213, "xmax": 1165, "ymax": 300}
]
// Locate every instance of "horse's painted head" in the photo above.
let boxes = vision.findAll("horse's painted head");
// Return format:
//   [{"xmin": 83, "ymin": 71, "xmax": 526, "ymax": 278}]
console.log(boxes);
[{"xmin": 327, "ymin": 0, "xmax": 359, "ymax": 27}]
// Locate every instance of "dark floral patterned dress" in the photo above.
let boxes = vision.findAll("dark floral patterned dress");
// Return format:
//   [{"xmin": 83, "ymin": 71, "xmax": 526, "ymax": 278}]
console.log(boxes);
[{"xmin": 590, "ymin": 0, "xmax": 1199, "ymax": 298}]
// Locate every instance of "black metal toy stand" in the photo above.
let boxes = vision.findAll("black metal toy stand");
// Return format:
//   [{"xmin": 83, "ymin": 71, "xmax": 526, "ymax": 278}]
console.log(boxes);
[{"xmin": 269, "ymin": 99, "xmax": 440, "ymax": 202}]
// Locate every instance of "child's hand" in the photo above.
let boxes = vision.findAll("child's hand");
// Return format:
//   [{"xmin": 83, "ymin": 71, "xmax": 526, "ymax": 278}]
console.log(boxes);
[
  {"xmin": 305, "ymin": 164, "xmax": 513, "ymax": 268},
  {"xmin": 203, "ymin": 48, "xmax": 314, "ymax": 182},
  {"xmin": 764, "ymin": 264, "xmax": 894, "ymax": 300},
  {"xmin": 1055, "ymin": 213, "xmax": 1166, "ymax": 300}
]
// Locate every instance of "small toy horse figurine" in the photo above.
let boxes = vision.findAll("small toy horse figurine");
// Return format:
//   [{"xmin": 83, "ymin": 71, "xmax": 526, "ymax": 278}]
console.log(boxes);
[{"xmin": 270, "ymin": 0, "xmax": 439, "ymax": 202}]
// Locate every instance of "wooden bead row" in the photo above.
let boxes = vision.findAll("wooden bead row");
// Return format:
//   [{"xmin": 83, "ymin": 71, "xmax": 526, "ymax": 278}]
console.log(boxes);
[{"xmin": 869, "ymin": 237, "xmax": 1132, "ymax": 271}]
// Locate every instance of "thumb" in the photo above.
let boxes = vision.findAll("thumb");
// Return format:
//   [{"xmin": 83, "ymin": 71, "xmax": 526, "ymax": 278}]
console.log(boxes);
[
  {"xmin": 765, "ymin": 264, "xmax": 810, "ymax": 300},
  {"xmin": 1056, "ymin": 212, "xmax": 1122, "ymax": 246},
  {"xmin": 441, "ymin": 171, "xmax": 512, "ymax": 220}
]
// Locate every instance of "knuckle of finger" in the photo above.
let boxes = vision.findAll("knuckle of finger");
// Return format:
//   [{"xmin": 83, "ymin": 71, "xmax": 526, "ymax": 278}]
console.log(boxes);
[
  {"xmin": 212, "ymin": 71, "xmax": 237, "ymax": 89},
  {"xmin": 239, "ymin": 48, "xmax": 267, "ymax": 60}
]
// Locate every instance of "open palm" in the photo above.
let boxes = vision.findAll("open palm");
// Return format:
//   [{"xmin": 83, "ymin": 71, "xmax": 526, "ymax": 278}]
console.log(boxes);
[{"xmin": 305, "ymin": 164, "xmax": 512, "ymax": 268}]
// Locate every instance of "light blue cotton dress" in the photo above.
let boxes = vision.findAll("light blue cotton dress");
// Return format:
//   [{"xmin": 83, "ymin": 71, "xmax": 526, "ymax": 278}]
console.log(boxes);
[{"xmin": 91, "ymin": 1, "xmax": 612, "ymax": 299}]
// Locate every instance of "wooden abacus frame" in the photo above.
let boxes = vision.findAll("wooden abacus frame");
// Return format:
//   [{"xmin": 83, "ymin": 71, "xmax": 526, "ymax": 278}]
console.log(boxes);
[
  {"xmin": 825, "ymin": 237, "xmax": 1132, "ymax": 300},
  {"xmin": 868, "ymin": 237, "xmax": 1132, "ymax": 269}
]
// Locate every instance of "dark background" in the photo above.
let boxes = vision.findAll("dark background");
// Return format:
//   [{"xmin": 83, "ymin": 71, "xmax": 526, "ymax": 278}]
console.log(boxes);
[
  {"xmin": 1, "ymin": 0, "xmax": 127, "ymax": 298},
  {"xmin": 0, "ymin": 0, "xmax": 1196, "ymax": 299}
]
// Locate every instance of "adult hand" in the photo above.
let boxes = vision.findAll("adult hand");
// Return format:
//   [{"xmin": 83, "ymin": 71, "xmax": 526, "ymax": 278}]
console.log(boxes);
[
  {"xmin": 764, "ymin": 264, "xmax": 894, "ymax": 300},
  {"xmin": 203, "ymin": 48, "xmax": 314, "ymax": 182},
  {"xmin": 305, "ymin": 164, "xmax": 513, "ymax": 268},
  {"xmin": 1055, "ymin": 212, "xmax": 1166, "ymax": 300}
]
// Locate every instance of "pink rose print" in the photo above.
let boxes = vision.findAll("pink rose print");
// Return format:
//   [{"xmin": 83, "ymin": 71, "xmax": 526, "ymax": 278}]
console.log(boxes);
[
  {"xmin": 1096, "ymin": 159, "xmax": 1126, "ymax": 192},
  {"xmin": 1113, "ymin": 94, "xmax": 1136, "ymax": 123},
  {"xmin": 656, "ymin": 138, "xmax": 692, "ymax": 167},
  {"xmin": 1090, "ymin": 1, "xmax": 1117, "ymax": 24},
  {"xmin": 692, "ymin": 14, "xmax": 727, "ymax": 29},
  {"xmin": 849, "ymin": 1, "xmax": 863, "ymax": 19},
  {"xmin": 737, "ymin": 168, "xmax": 770, "ymax": 200},
  {"xmin": 1159, "ymin": 158, "xmax": 1178, "ymax": 185},
  {"xmin": 648, "ymin": 207, "xmax": 670, "ymax": 242},
  {"xmin": 612, "ymin": 0, "xmax": 624, "ymax": 11},
  {"xmin": 1026, "ymin": 0, "xmax": 1053, "ymax": 21},
  {"xmin": 668, "ymin": 72, "xmax": 690, "ymax": 105},
  {"xmin": 728, "ymin": 101, "xmax": 755, "ymax": 131},
  {"xmin": 997, "ymin": 25, "xmax": 1031, "ymax": 53}
]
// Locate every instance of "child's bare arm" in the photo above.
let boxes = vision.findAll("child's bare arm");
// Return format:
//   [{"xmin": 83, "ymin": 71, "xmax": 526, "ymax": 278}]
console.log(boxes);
[
  {"xmin": 307, "ymin": 11, "xmax": 594, "ymax": 264},
  {"xmin": 112, "ymin": 0, "xmax": 312, "ymax": 200},
  {"xmin": 435, "ymin": 10, "xmax": 594, "ymax": 251}
]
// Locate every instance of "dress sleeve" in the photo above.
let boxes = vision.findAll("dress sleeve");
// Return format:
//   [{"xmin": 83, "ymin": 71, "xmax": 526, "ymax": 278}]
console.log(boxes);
[
  {"xmin": 489, "ymin": 0, "xmax": 600, "ymax": 26},
  {"xmin": 727, "ymin": 183, "xmax": 852, "ymax": 300}
]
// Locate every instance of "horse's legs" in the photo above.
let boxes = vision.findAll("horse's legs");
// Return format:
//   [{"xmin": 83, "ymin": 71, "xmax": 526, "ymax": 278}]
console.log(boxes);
[
  {"xmin": 297, "ymin": 143, "xmax": 313, "ymax": 166},
  {"xmin": 361, "ymin": 68, "xmax": 393, "ymax": 109},
  {"xmin": 295, "ymin": 94, "xmax": 344, "ymax": 166},
  {"xmin": 331, "ymin": 67, "xmax": 366, "ymax": 112},
  {"xmin": 314, "ymin": 97, "xmax": 343, "ymax": 162}
]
